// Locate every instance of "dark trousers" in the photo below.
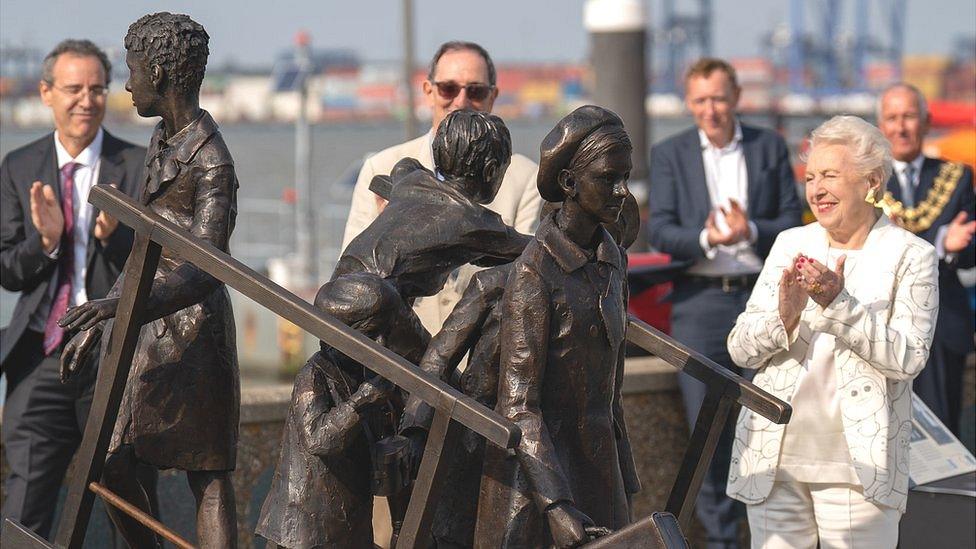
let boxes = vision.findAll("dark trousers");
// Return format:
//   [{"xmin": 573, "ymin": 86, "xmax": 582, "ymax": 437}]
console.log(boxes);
[
  {"xmin": 913, "ymin": 337, "xmax": 968, "ymax": 436},
  {"xmin": 670, "ymin": 282, "xmax": 752, "ymax": 549},
  {"xmin": 1, "ymin": 330, "xmax": 96, "ymax": 539}
]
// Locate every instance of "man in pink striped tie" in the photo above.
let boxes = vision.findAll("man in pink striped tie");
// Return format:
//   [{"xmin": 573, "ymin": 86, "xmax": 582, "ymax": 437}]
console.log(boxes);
[{"xmin": 0, "ymin": 39, "xmax": 146, "ymax": 538}]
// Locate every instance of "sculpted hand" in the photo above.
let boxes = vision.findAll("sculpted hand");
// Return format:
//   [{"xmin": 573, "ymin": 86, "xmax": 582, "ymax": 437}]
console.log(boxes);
[
  {"xmin": 93, "ymin": 211, "xmax": 120, "ymax": 244},
  {"xmin": 349, "ymin": 375, "xmax": 394, "ymax": 411},
  {"xmin": 58, "ymin": 298, "xmax": 120, "ymax": 332},
  {"xmin": 795, "ymin": 253, "xmax": 845, "ymax": 308},
  {"xmin": 721, "ymin": 199, "xmax": 752, "ymax": 243},
  {"xmin": 779, "ymin": 260, "xmax": 808, "ymax": 335},
  {"xmin": 61, "ymin": 327, "xmax": 102, "ymax": 383},
  {"xmin": 943, "ymin": 212, "xmax": 976, "ymax": 254},
  {"xmin": 546, "ymin": 502, "xmax": 593, "ymax": 548},
  {"xmin": 29, "ymin": 181, "xmax": 64, "ymax": 253}
]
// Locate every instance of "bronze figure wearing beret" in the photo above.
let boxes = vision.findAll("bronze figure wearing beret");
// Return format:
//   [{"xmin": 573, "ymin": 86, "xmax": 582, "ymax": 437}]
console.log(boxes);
[
  {"xmin": 59, "ymin": 13, "xmax": 240, "ymax": 548},
  {"xmin": 475, "ymin": 105, "xmax": 641, "ymax": 548},
  {"xmin": 399, "ymin": 193, "xmax": 640, "ymax": 548}
]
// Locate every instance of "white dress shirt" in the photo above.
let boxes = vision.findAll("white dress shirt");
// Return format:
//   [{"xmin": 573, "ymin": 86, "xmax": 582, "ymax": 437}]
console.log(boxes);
[
  {"xmin": 28, "ymin": 129, "xmax": 103, "ymax": 331},
  {"xmin": 688, "ymin": 123, "xmax": 763, "ymax": 276}
]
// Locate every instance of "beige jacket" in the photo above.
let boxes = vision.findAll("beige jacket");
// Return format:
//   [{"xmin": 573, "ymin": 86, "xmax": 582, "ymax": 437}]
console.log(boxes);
[
  {"xmin": 726, "ymin": 216, "xmax": 939, "ymax": 512},
  {"xmin": 341, "ymin": 133, "xmax": 542, "ymax": 334}
]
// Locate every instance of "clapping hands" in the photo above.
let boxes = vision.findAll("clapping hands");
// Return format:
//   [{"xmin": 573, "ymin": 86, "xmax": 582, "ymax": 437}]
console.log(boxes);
[
  {"xmin": 793, "ymin": 253, "xmax": 846, "ymax": 308},
  {"xmin": 706, "ymin": 199, "xmax": 751, "ymax": 247}
]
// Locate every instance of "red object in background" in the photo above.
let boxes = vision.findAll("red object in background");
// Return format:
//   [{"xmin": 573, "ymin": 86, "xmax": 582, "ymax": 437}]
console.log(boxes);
[
  {"xmin": 627, "ymin": 252, "xmax": 673, "ymax": 335},
  {"xmin": 282, "ymin": 187, "xmax": 297, "ymax": 204},
  {"xmin": 928, "ymin": 100, "xmax": 976, "ymax": 128}
]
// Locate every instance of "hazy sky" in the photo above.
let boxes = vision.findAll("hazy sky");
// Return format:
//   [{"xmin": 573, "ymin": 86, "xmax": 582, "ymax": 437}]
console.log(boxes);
[{"xmin": 1, "ymin": 0, "xmax": 973, "ymax": 67}]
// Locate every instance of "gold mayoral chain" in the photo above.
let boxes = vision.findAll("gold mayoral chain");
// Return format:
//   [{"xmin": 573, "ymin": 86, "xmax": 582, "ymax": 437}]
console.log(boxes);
[{"xmin": 866, "ymin": 162, "xmax": 965, "ymax": 233}]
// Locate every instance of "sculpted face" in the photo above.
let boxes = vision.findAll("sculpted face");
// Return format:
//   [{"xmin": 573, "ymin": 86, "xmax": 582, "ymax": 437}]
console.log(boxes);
[
  {"xmin": 423, "ymin": 49, "xmax": 497, "ymax": 132},
  {"xmin": 685, "ymin": 69, "xmax": 740, "ymax": 147},
  {"xmin": 39, "ymin": 54, "xmax": 107, "ymax": 148},
  {"xmin": 879, "ymin": 87, "xmax": 928, "ymax": 162},
  {"xmin": 571, "ymin": 145, "xmax": 632, "ymax": 224},
  {"xmin": 124, "ymin": 50, "xmax": 158, "ymax": 117},
  {"xmin": 805, "ymin": 143, "xmax": 877, "ymax": 236}
]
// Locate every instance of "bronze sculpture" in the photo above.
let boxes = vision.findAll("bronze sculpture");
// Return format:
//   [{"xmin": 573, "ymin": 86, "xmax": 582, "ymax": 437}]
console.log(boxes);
[
  {"xmin": 399, "ymin": 193, "xmax": 640, "ymax": 548},
  {"xmin": 474, "ymin": 106, "xmax": 641, "ymax": 548},
  {"xmin": 58, "ymin": 12, "xmax": 240, "ymax": 548},
  {"xmin": 258, "ymin": 109, "xmax": 531, "ymax": 547},
  {"xmin": 322, "ymin": 109, "xmax": 529, "ymax": 368},
  {"xmin": 256, "ymin": 275, "xmax": 401, "ymax": 548}
]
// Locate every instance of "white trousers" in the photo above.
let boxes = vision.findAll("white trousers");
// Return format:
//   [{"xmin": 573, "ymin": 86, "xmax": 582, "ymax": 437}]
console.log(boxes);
[{"xmin": 747, "ymin": 480, "xmax": 901, "ymax": 549}]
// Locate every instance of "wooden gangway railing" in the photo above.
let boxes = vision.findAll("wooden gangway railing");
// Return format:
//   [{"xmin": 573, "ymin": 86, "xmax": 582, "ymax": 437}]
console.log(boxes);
[{"xmin": 0, "ymin": 184, "xmax": 789, "ymax": 548}]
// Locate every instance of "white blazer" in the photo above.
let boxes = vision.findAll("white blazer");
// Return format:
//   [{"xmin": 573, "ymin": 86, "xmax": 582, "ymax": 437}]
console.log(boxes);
[
  {"xmin": 341, "ymin": 133, "xmax": 542, "ymax": 333},
  {"xmin": 726, "ymin": 215, "xmax": 939, "ymax": 512}
]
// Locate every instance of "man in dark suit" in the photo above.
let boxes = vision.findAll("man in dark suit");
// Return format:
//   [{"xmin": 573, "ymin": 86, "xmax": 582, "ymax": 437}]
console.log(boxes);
[
  {"xmin": 879, "ymin": 82, "xmax": 976, "ymax": 435},
  {"xmin": 647, "ymin": 58, "xmax": 802, "ymax": 548},
  {"xmin": 0, "ymin": 39, "xmax": 145, "ymax": 538}
]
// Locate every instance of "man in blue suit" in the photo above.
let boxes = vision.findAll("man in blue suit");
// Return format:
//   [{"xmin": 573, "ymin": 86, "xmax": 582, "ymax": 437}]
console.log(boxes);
[
  {"xmin": 647, "ymin": 58, "xmax": 802, "ymax": 548},
  {"xmin": 879, "ymin": 82, "xmax": 975, "ymax": 436}
]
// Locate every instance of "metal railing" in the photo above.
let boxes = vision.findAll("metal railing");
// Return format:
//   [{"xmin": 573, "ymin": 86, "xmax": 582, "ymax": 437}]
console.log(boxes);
[{"xmin": 0, "ymin": 184, "xmax": 790, "ymax": 548}]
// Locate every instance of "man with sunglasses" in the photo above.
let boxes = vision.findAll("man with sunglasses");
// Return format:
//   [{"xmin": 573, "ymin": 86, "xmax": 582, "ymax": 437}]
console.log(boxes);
[
  {"xmin": 0, "ymin": 39, "xmax": 146, "ymax": 538},
  {"xmin": 342, "ymin": 40, "xmax": 542, "ymax": 335}
]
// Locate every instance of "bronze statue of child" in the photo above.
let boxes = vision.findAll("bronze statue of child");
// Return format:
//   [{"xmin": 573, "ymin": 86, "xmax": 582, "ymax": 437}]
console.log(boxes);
[
  {"xmin": 475, "ymin": 106, "xmax": 641, "ymax": 549},
  {"xmin": 399, "ymin": 194, "xmax": 640, "ymax": 548},
  {"xmin": 323, "ymin": 109, "xmax": 531, "ymax": 365},
  {"xmin": 256, "ymin": 274, "xmax": 403, "ymax": 548},
  {"xmin": 59, "ymin": 12, "xmax": 240, "ymax": 548}
]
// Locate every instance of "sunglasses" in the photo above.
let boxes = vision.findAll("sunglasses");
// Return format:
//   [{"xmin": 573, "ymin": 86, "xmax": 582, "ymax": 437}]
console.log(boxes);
[{"xmin": 430, "ymin": 80, "xmax": 495, "ymax": 102}]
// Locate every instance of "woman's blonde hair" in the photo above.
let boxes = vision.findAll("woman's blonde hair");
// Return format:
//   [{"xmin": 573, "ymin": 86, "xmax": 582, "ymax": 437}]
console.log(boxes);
[{"xmin": 802, "ymin": 115, "xmax": 893, "ymax": 200}]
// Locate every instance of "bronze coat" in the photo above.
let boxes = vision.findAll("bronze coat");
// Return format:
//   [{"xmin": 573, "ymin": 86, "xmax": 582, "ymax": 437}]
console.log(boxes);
[
  {"xmin": 108, "ymin": 111, "xmax": 240, "ymax": 471},
  {"xmin": 257, "ymin": 351, "xmax": 396, "ymax": 549},
  {"xmin": 475, "ymin": 216, "xmax": 640, "ymax": 548}
]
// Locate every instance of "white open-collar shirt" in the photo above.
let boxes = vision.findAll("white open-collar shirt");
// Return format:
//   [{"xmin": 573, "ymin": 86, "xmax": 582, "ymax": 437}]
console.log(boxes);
[
  {"xmin": 28, "ymin": 129, "xmax": 103, "ymax": 331},
  {"xmin": 689, "ymin": 122, "xmax": 763, "ymax": 276}
]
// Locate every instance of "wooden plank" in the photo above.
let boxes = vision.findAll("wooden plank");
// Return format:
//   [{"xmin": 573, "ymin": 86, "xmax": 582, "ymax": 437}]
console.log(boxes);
[
  {"xmin": 627, "ymin": 317, "xmax": 790, "ymax": 425},
  {"xmin": 0, "ymin": 519, "xmax": 57, "ymax": 549},
  {"xmin": 396, "ymin": 407, "xmax": 462, "ymax": 548},
  {"xmin": 665, "ymin": 388, "xmax": 735, "ymax": 528},
  {"xmin": 53, "ymin": 234, "xmax": 161, "ymax": 549},
  {"xmin": 88, "ymin": 185, "xmax": 521, "ymax": 450}
]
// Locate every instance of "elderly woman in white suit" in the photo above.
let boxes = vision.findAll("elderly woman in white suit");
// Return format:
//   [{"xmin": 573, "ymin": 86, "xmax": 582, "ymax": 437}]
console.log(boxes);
[{"xmin": 726, "ymin": 115, "xmax": 939, "ymax": 549}]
